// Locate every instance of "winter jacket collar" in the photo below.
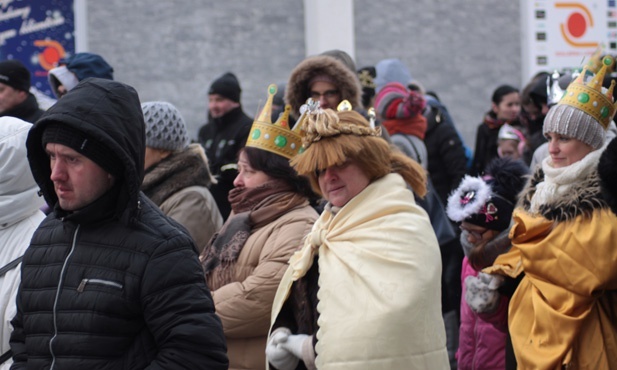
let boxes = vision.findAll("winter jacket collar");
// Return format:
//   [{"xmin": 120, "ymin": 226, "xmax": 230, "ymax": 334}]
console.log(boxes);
[
  {"xmin": 1, "ymin": 93, "xmax": 43, "ymax": 123},
  {"xmin": 211, "ymin": 106, "xmax": 250, "ymax": 130}
]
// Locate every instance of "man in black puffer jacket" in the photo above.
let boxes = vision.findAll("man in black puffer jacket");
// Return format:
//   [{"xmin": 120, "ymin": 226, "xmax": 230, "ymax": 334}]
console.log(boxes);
[{"xmin": 9, "ymin": 78, "xmax": 228, "ymax": 369}]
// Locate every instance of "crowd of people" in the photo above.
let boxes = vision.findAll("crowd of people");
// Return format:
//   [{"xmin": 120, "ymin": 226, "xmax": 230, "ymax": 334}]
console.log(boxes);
[{"xmin": 0, "ymin": 48, "xmax": 616, "ymax": 370}]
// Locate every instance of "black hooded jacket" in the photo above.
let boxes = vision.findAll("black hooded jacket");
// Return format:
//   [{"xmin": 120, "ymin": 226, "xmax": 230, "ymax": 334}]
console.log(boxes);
[{"xmin": 10, "ymin": 78, "xmax": 228, "ymax": 369}]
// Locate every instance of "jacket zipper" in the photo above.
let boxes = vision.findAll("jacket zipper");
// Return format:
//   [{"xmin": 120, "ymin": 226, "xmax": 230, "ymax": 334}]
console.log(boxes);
[
  {"xmin": 49, "ymin": 224, "xmax": 80, "ymax": 370},
  {"xmin": 77, "ymin": 278, "xmax": 123, "ymax": 292}
]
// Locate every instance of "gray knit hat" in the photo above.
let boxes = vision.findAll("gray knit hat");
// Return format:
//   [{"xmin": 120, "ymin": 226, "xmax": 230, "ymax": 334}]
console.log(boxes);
[
  {"xmin": 142, "ymin": 101, "xmax": 190, "ymax": 151},
  {"xmin": 543, "ymin": 104, "xmax": 606, "ymax": 150}
]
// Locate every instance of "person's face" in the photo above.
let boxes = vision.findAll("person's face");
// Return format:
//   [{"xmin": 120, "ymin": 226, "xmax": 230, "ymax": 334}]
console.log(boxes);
[
  {"xmin": 498, "ymin": 139, "xmax": 521, "ymax": 160},
  {"xmin": 56, "ymin": 84, "xmax": 68, "ymax": 98},
  {"xmin": 0, "ymin": 83, "xmax": 27, "ymax": 114},
  {"xmin": 460, "ymin": 221, "xmax": 499, "ymax": 247},
  {"xmin": 492, "ymin": 92, "xmax": 521, "ymax": 121},
  {"xmin": 317, "ymin": 159, "xmax": 370, "ymax": 207},
  {"xmin": 233, "ymin": 151, "xmax": 273, "ymax": 189},
  {"xmin": 545, "ymin": 132, "xmax": 593, "ymax": 168},
  {"xmin": 46, "ymin": 143, "xmax": 116, "ymax": 211},
  {"xmin": 521, "ymin": 101, "xmax": 549, "ymax": 124},
  {"xmin": 144, "ymin": 147, "xmax": 172, "ymax": 170},
  {"xmin": 309, "ymin": 81, "xmax": 341, "ymax": 110},
  {"xmin": 208, "ymin": 94, "xmax": 240, "ymax": 118}
]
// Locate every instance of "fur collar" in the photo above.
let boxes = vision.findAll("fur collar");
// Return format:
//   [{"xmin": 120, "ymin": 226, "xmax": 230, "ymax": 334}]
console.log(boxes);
[
  {"xmin": 142, "ymin": 144, "xmax": 215, "ymax": 205},
  {"xmin": 519, "ymin": 152, "xmax": 608, "ymax": 222}
]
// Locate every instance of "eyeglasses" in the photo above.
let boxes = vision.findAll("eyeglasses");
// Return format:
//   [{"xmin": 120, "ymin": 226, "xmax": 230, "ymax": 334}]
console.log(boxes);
[{"xmin": 309, "ymin": 89, "xmax": 340, "ymax": 100}]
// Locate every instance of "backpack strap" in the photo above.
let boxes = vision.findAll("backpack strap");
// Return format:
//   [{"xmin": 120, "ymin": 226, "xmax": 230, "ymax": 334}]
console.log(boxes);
[
  {"xmin": 0, "ymin": 349, "xmax": 12, "ymax": 364},
  {"xmin": 0, "ymin": 257, "xmax": 24, "ymax": 365},
  {"xmin": 0, "ymin": 256, "xmax": 23, "ymax": 278}
]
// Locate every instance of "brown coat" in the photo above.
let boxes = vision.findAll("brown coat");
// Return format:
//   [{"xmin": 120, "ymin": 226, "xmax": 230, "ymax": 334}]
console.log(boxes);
[
  {"xmin": 208, "ymin": 204, "xmax": 318, "ymax": 370},
  {"xmin": 142, "ymin": 144, "xmax": 223, "ymax": 253}
]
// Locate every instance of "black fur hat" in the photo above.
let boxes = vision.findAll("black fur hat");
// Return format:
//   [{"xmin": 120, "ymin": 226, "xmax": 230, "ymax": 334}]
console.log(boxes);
[
  {"xmin": 447, "ymin": 157, "xmax": 529, "ymax": 231},
  {"xmin": 599, "ymin": 138, "xmax": 617, "ymax": 215}
]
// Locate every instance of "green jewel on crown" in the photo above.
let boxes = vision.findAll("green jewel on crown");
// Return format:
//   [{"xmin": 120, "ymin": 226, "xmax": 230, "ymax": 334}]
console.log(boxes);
[
  {"xmin": 251, "ymin": 129, "xmax": 261, "ymax": 140},
  {"xmin": 274, "ymin": 135, "xmax": 287, "ymax": 147},
  {"xmin": 577, "ymin": 92, "xmax": 589, "ymax": 103}
]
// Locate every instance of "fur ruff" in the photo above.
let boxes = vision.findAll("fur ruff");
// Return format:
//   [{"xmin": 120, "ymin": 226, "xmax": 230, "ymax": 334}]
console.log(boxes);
[
  {"xmin": 519, "ymin": 164, "xmax": 609, "ymax": 222},
  {"xmin": 141, "ymin": 144, "xmax": 215, "ymax": 206},
  {"xmin": 285, "ymin": 55, "xmax": 363, "ymax": 118}
]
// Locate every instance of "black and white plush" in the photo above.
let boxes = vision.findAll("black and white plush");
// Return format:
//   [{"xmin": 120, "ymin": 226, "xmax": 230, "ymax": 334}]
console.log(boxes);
[
  {"xmin": 447, "ymin": 157, "xmax": 529, "ymax": 231},
  {"xmin": 446, "ymin": 175, "xmax": 492, "ymax": 222}
]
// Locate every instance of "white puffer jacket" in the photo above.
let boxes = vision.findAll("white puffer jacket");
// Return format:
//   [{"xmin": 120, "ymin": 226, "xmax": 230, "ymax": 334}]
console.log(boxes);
[{"xmin": 0, "ymin": 117, "xmax": 45, "ymax": 369}]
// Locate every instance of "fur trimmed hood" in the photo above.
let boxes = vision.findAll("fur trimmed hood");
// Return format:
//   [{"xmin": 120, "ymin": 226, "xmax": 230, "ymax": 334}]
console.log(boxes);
[
  {"xmin": 142, "ymin": 144, "xmax": 216, "ymax": 206},
  {"xmin": 285, "ymin": 55, "xmax": 362, "ymax": 118},
  {"xmin": 519, "ymin": 164, "xmax": 609, "ymax": 223}
]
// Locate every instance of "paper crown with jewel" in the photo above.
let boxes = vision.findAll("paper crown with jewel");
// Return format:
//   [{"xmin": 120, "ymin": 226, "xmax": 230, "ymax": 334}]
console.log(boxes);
[
  {"xmin": 245, "ymin": 84, "xmax": 303, "ymax": 159},
  {"xmin": 558, "ymin": 55, "xmax": 617, "ymax": 129}
]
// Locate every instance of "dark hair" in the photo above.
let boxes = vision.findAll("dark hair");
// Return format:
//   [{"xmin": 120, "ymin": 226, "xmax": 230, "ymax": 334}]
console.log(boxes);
[
  {"xmin": 240, "ymin": 146, "xmax": 319, "ymax": 204},
  {"xmin": 491, "ymin": 84, "xmax": 519, "ymax": 105}
]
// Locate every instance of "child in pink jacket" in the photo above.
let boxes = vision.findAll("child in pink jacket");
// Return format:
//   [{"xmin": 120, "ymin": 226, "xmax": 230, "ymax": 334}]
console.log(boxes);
[{"xmin": 446, "ymin": 157, "xmax": 528, "ymax": 370}]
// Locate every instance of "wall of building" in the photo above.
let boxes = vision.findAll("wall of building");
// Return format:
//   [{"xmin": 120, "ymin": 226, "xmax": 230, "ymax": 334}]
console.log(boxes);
[{"xmin": 87, "ymin": 0, "xmax": 521, "ymax": 149}]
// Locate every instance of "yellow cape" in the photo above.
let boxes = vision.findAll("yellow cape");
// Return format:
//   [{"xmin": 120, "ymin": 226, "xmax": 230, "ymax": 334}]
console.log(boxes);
[{"xmin": 485, "ymin": 208, "xmax": 617, "ymax": 369}]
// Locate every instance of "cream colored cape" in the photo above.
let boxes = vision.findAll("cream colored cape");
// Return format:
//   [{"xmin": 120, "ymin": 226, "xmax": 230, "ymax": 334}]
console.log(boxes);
[{"xmin": 270, "ymin": 173, "xmax": 449, "ymax": 370}]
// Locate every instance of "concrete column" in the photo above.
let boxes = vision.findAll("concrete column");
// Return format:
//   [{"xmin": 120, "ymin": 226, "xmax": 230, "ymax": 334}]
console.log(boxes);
[
  {"xmin": 75, "ymin": 0, "xmax": 88, "ymax": 52},
  {"xmin": 303, "ymin": 0, "xmax": 355, "ymax": 60}
]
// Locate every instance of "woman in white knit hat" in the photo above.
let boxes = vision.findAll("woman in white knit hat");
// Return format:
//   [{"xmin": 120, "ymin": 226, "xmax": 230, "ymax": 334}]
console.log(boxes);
[
  {"xmin": 141, "ymin": 101, "xmax": 223, "ymax": 253},
  {"xmin": 485, "ymin": 56, "xmax": 617, "ymax": 369}
]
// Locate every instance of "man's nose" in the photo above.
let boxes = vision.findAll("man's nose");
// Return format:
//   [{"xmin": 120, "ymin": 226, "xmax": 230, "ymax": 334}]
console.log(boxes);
[{"xmin": 50, "ymin": 160, "xmax": 65, "ymax": 181}]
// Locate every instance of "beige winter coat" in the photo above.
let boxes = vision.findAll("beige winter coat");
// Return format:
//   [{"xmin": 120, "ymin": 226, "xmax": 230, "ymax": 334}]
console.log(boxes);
[{"xmin": 209, "ymin": 204, "xmax": 318, "ymax": 370}]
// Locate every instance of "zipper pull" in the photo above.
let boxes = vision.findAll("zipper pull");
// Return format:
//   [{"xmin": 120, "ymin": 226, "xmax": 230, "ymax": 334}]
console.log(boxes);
[{"xmin": 77, "ymin": 278, "xmax": 88, "ymax": 293}]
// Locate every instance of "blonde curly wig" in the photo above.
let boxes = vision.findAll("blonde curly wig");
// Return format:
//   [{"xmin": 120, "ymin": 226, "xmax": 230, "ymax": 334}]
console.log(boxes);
[{"xmin": 291, "ymin": 109, "xmax": 427, "ymax": 197}]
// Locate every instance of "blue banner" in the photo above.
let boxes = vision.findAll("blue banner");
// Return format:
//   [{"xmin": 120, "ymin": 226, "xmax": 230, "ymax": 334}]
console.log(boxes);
[{"xmin": 0, "ymin": 0, "xmax": 75, "ymax": 98}]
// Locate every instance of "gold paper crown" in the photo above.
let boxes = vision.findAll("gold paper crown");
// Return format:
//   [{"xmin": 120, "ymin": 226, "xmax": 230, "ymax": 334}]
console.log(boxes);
[
  {"xmin": 585, "ymin": 47, "xmax": 604, "ymax": 73},
  {"xmin": 245, "ymin": 84, "xmax": 303, "ymax": 159},
  {"xmin": 558, "ymin": 55, "xmax": 617, "ymax": 129}
]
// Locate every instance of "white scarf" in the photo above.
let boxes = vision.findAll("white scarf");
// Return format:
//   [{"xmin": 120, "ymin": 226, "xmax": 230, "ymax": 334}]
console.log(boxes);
[{"xmin": 530, "ymin": 149, "xmax": 603, "ymax": 214}]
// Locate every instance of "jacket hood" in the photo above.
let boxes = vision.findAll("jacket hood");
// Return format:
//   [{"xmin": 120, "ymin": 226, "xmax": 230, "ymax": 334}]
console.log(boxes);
[
  {"xmin": 0, "ymin": 117, "xmax": 44, "ymax": 228},
  {"xmin": 26, "ymin": 78, "xmax": 145, "ymax": 222},
  {"xmin": 374, "ymin": 58, "xmax": 413, "ymax": 93},
  {"xmin": 285, "ymin": 55, "xmax": 362, "ymax": 118}
]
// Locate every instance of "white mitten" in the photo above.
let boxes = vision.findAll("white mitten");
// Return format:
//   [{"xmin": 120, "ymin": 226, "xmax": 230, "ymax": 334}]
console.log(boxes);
[
  {"xmin": 280, "ymin": 334, "xmax": 316, "ymax": 369},
  {"xmin": 266, "ymin": 328, "xmax": 299, "ymax": 370},
  {"xmin": 465, "ymin": 272, "xmax": 504, "ymax": 314}
]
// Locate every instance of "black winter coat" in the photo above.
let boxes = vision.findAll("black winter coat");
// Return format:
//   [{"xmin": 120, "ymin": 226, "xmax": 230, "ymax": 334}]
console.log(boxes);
[
  {"xmin": 0, "ymin": 93, "xmax": 44, "ymax": 123},
  {"xmin": 198, "ymin": 107, "xmax": 252, "ymax": 220},
  {"xmin": 423, "ymin": 99, "xmax": 468, "ymax": 205},
  {"xmin": 11, "ymin": 78, "xmax": 228, "ymax": 369}
]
